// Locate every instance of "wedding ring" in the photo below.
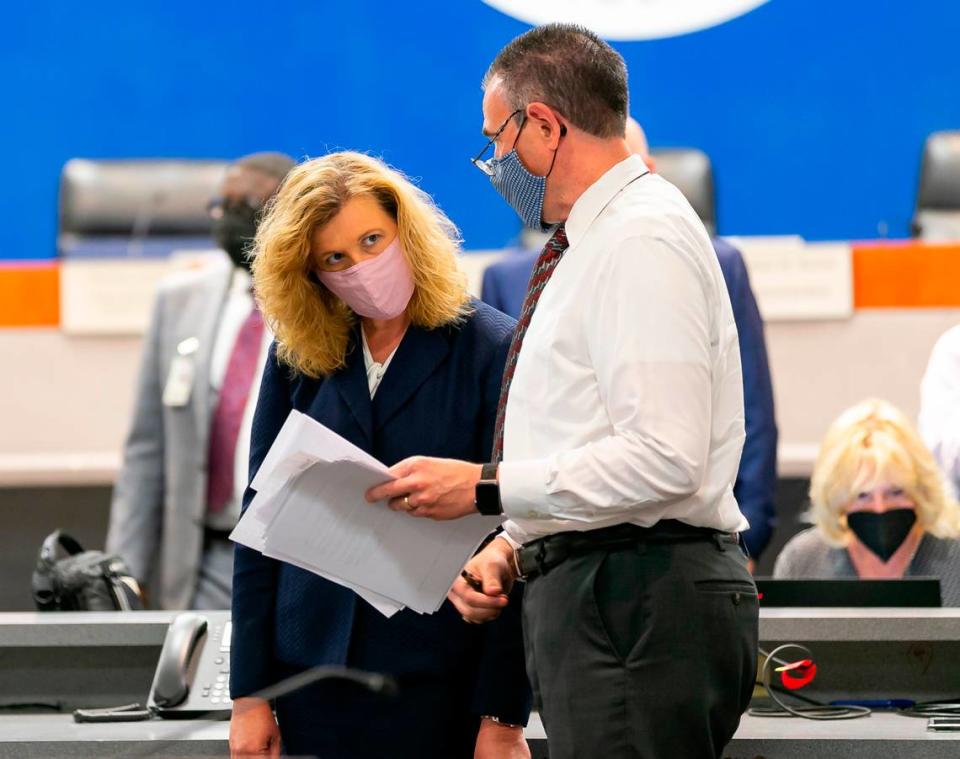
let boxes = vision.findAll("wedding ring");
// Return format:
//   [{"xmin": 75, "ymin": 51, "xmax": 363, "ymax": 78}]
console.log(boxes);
[{"xmin": 404, "ymin": 496, "xmax": 414, "ymax": 511}]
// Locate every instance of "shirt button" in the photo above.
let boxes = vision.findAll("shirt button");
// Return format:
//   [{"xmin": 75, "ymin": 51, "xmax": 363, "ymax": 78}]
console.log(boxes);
[{"xmin": 526, "ymin": 510, "xmax": 538, "ymax": 518}]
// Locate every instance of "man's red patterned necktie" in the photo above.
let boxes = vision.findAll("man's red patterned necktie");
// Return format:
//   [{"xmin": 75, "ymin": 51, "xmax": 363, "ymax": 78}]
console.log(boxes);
[{"xmin": 491, "ymin": 224, "xmax": 569, "ymax": 462}]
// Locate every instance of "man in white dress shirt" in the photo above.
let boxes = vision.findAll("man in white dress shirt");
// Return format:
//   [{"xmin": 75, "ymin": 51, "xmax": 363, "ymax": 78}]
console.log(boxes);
[
  {"xmin": 106, "ymin": 152, "xmax": 294, "ymax": 610},
  {"xmin": 368, "ymin": 24, "xmax": 758, "ymax": 758}
]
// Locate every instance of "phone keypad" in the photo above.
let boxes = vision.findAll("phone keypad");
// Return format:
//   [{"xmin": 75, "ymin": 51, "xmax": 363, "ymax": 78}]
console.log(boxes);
[{"xmin": 202, "ymin": 621, "xmax": 232, "ymax": 707}]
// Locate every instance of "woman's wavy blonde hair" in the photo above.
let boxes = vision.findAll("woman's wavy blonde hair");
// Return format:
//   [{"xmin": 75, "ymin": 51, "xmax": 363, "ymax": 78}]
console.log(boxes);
[
  {"xmin": 809, "ymin": 398, "xmax": 960, "ymax": 545},
  {"xmin": 251, "ymin": 151, "xmax": 471, "ymax": 378}
]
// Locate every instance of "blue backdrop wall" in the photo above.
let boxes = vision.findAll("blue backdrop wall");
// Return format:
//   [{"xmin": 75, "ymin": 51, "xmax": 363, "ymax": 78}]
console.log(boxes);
[{"xmin": 3, "ymin": 0, "xmax": 958, "ymax": 261}]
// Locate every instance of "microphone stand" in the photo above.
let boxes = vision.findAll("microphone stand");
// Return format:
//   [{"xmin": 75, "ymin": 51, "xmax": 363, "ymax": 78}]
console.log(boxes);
[{"xmin": 118, "ymin": 664, "xmax": 398, "ymax": 757}]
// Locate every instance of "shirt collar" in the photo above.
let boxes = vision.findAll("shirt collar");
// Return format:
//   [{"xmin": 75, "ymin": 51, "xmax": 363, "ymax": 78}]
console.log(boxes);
[
  {"xmin": 564, "ymin": 154, "xmax": 650, "ymax": 248},
  {"xmin": 361, "ymin": 329, "xmax": 377, "ymax": 368},
  {"xmin": 360, "ymin": 326, "xmax": 402, "ymax": 370}
]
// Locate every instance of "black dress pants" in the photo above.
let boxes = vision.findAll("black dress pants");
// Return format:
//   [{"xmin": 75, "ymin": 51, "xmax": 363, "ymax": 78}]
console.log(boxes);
[{"xmin": 523, "ymin": 535, "xmax": 758, "ymax": 759}]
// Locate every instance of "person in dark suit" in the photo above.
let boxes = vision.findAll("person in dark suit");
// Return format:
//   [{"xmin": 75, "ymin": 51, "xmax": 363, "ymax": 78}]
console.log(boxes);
[
  {"xmin": 228, "ymin": 152, "xmax": 531, "ymax": 759},
  {"xmin": 481, "ymin": 118, "xmax": 778, "ymax": 567}
]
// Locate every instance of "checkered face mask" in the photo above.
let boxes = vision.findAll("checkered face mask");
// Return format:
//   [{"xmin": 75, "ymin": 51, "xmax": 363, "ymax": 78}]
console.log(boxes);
[{"xmin": 486, "ymin": 148, "xmax": 549, "ymax": 232}]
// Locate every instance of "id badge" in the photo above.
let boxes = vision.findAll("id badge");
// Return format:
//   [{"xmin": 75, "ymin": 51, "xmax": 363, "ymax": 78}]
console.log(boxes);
[{"xmin": 162, "ymin": 356, "xmax": 195, "ymax": 407}]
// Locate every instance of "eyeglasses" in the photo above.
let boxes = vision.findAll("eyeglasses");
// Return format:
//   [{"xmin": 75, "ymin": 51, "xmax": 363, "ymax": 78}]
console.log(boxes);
[
  {"xmin": 471, "ymin": 109, "xmax": 525, "ymax": 176},
  {"xmin": 206, "ymin": 195, "xmax": 265, "ymax": 220}
]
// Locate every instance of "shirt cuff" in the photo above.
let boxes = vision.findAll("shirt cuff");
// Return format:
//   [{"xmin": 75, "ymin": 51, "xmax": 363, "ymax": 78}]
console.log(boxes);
[
  {"xmin": 499, "ymin": 457, "xmax": 552, "ymax": 521},
  {"xmin": 497, "ymin": 530, "xmax": 523, "ymax": 550}
]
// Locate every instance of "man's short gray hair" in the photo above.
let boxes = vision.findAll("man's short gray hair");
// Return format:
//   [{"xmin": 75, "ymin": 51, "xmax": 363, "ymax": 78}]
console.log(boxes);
[{"xmin": 485, "ymin": 23, "xmax": 628, "ymax": 139}]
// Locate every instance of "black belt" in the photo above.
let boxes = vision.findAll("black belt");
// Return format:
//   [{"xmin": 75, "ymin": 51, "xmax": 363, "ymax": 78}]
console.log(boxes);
[{"xmin": 516, "ymin": 520, "xmax": 738, "ymax": 581}]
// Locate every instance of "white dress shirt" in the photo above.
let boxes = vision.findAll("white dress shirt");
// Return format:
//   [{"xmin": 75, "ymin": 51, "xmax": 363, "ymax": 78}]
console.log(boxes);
[
  {"xmin": 206, "ymin": 270, "xmax": 273, "ymax": 530},
  {"xmin": 499, "ymin": 155, "xmax": 749, "ymax": 545},
  {"xmin": 361, "ymin": 328, "xmax": 400, "ymax": 398},
  {"xmin": 919, "ymin": 324, "xmax": 960, "ymax": 496}
]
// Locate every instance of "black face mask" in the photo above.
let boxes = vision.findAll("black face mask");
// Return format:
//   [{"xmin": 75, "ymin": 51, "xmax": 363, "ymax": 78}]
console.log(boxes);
[
  {"xmin": 212, "ymin": 203, "xmax": 259, "ymax": 271},
  {"xmin": 847, "ymin": 508, "xmax": 917, "ymax": 562}
]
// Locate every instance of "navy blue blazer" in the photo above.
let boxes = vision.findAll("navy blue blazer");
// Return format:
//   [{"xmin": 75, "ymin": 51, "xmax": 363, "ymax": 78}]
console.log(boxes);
[
  {"xmin": 481, "ymin": 238, "xmax": 779, "ymax": 558},
  {"xmin": 230, "ymin": 301, "xmax": 531, "ymax": 727}
]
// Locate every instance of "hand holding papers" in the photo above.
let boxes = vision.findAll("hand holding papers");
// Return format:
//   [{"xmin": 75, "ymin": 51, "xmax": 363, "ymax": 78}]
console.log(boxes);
[{"xmin": 231, "ymin": 411, "xmax": 502, "ymax": 617}]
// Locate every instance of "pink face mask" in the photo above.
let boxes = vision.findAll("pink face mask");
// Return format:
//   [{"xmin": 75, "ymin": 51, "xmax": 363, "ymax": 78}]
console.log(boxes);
[{"xmin": 317, "ymin": 237, "xmax": 415, "ymax": 320}]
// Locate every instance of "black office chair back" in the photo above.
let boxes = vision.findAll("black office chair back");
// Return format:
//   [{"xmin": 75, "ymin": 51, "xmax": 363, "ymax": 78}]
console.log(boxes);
[
  {"xmin": 58, "ymin": 158, "xmax": 228, "ymax": 255},
  {"xmin": 913, "ymin": 131, "xmax": 960, "ymax": 241},
  {"xmin": 650, "ymin": 148, "xmax": 717, "ymax": 236}
]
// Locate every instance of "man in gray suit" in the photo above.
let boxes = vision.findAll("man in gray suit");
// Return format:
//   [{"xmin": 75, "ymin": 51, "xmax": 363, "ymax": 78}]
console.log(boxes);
[{"xmin": 106, "ymin": 152, "xmax": 295, "ymax": 609}]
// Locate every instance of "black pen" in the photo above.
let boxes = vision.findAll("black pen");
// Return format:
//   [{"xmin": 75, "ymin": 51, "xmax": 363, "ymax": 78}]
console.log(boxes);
[{"xmin": 460, "ymin": 569, "xmax": 484, "ymax": 592}]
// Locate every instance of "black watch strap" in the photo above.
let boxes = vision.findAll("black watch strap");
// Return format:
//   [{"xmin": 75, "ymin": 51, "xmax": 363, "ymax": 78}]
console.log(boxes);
[{"xmin": 475, "ymin": 462, "xmax": 502, "ymax": 516}]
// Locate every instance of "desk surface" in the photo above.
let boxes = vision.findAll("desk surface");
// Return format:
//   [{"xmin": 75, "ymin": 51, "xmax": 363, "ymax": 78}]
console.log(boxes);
[
  {"xmin": 4, "ymin": 611, "xmax": 960, "ymax": 757},
  {"xmin": 0, "ymin": 612, "xmax": 182, "ymax": 647},
  {"xmin": 5, "ymin": 609, "xmax": 960, "ymax": 647},
  {"xmin": 0, "ymin": 713, "xmax": 957, "ymax": 759}
]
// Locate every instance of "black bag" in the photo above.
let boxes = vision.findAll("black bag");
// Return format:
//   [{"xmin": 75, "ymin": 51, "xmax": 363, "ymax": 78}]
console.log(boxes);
[{"xmin": 32, "ymin": 530, "xmax": 144, "ymax": 611}]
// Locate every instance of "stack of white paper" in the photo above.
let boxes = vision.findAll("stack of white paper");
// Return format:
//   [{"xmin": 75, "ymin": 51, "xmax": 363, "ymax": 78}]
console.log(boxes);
[{"xmin": 230, "ymin": 410, "xmax": 502, "ymax": 618}]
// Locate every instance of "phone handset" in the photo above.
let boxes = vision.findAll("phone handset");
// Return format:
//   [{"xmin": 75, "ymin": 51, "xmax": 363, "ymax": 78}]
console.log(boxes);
[{"xmin": 149, "ymin": 612, "xmax": 208, "ymax": 708}]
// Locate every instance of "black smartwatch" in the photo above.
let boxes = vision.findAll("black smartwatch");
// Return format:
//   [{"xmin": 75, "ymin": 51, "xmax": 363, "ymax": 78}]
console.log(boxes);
[{"xmin": 475, "ymin": 462, "xmax": 502, "ymax": 516}]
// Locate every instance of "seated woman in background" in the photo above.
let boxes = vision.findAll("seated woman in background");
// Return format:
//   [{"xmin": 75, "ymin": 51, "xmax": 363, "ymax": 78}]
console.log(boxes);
[
  {"xmin": 774, "ymin": 398, "xmax": 960, "ymax": 605},
  {"xmin": 228, "ymin": 152, "xmax": 530, "ymax": 759}
]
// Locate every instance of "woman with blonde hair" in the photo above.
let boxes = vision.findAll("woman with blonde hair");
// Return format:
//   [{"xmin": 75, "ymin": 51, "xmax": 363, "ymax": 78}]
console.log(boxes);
[
  {"xmin": 228, "ymin": 152, "xmax": 530, "ymax": 759},
  {"xmin": 774, "ymin": 398, "xmax": 960, "ymax": 603}
]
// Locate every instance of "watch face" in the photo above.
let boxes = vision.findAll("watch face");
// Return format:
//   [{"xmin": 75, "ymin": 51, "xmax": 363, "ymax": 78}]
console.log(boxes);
[{"xmin": 476, "ymin": 481, "xmax": 502, "ymax": 516}]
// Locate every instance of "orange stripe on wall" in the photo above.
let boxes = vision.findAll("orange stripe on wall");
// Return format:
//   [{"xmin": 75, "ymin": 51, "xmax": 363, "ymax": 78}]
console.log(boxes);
[
  {"xmin": 0, "ymin": 262, "xmax": 60, "ymax": 327},
  {"xmin": 0, "ymin": 243, "xmax": 957, "ymax": 323},
  {"xmin": 853, "ymin": 241, "xmax": 960, "ymax": 308}
]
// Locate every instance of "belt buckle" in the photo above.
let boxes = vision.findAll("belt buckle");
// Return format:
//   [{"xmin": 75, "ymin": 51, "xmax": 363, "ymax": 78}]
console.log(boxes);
[
  {"xmin": 514, "ymin": 543, "xmax": 536, "ymax": 580},
  {"xmin": 512, "ymin": 545, "xmax": 528, "ymax": 581},
  {"xmin": 516, "ymin": 539, "xmax": 552, "ymax": 580}
]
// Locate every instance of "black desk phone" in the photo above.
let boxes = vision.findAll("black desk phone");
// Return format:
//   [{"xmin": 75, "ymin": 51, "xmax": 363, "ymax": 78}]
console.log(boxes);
[
  {"xmin": 74, "ymin": 609, "xmax": 395, "ymax": 724},
  {"xmin": 147, "ymin": 611, "xmax": 233, "ymax": 718}
]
